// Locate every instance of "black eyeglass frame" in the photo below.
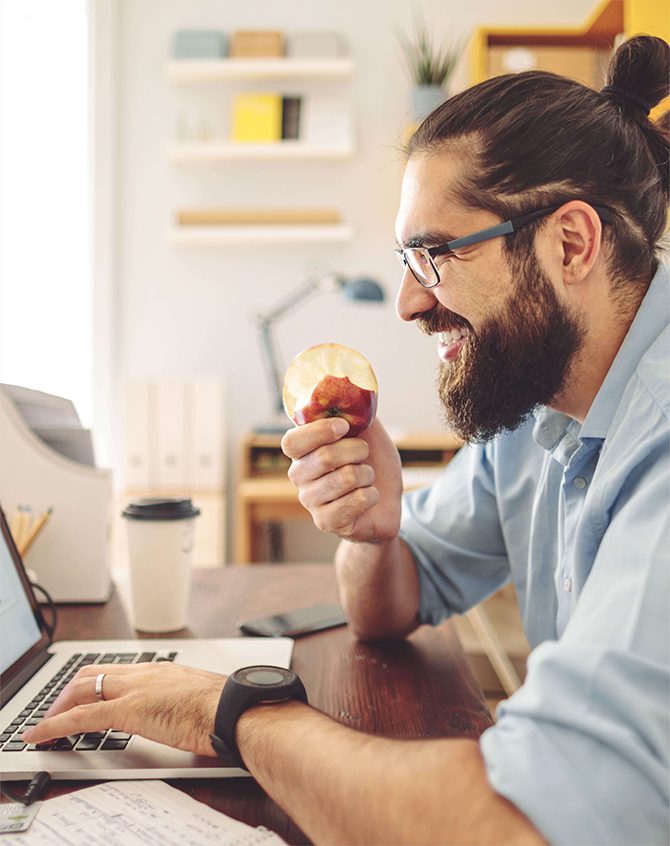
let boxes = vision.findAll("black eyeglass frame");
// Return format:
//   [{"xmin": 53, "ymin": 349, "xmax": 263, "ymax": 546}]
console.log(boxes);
[{"xmin": 395, "ymin": 203, "xmax": 615, "ymax": 288}]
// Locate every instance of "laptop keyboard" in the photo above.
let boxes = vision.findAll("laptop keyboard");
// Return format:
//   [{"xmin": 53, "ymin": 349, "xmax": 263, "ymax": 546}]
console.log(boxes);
[{"xmin": 1, "ymin": 650, "xmax": 177, "ymax": 752}]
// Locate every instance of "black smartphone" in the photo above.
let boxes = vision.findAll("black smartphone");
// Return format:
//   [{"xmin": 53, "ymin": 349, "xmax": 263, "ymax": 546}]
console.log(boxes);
[{"xmin": 239, "ymin": 602, "xmax": 348, "ymax": 638}]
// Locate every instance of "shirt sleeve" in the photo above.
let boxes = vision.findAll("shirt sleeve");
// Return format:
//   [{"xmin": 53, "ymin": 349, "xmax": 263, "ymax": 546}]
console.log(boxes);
[
  {"xmin": 480, "ymin": 455, "xmax": 670, "ymax": 846},
  {"xmin": 399, "ymin": 440, "xmax": 511, "ymax": 624}
]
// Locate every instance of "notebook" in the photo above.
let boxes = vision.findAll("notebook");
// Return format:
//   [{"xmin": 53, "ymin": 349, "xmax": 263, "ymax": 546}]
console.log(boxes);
[{"xmin": 0, "ymin": 505, "xmax": 293, "ymax": 781}]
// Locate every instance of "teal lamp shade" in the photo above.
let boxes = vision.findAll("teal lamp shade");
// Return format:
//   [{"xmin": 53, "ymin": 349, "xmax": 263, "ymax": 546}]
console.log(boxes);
[{"xmin": 341, "ymin": 277, "xmax": 385, "ymax": 302}]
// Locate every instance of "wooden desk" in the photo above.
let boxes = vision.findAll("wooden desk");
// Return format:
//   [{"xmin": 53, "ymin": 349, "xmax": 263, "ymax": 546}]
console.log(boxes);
[
  {"xmin": 37, "ymin": 565, "xmax": 492, "ymax": 845},
  {"xmin": 236, "ymin": 432, "xmax": 462, "ymax": 563}
]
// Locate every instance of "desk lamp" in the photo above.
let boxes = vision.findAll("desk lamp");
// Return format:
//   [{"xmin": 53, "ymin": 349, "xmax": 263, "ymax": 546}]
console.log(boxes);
[{"xmin": 254, "ymin": 274, "xmax": 385, "ymax": 434}]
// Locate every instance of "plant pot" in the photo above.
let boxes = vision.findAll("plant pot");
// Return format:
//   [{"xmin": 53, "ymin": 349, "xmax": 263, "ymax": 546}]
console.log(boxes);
[{"xmin": 411, "ymin": 84, "xmax": 447, "ymax": 122}]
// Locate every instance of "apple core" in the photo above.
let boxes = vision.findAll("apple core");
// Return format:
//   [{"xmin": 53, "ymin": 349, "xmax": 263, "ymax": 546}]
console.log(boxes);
[{"xmin": 283, "ymin": 343, "xmax": 379, "ymax": 436}]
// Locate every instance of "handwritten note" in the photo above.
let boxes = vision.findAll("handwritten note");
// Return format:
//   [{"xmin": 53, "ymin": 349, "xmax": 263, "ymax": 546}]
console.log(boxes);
[{"xmin": 1, "ymin": 780, "xmax": 287, "ymax": 846}]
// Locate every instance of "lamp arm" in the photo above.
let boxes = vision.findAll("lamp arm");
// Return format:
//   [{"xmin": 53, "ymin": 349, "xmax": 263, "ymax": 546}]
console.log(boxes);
[
  {"xmin": 258, "ymin": 320, "xmax": 285, "ymax": 417},
  {"xmin": 255, "ymin": 275, "xmax": 341, "ymax": 418},
  {"xmin": 257, "ymin": 275, "xmax": 336, "ymax": 326}
]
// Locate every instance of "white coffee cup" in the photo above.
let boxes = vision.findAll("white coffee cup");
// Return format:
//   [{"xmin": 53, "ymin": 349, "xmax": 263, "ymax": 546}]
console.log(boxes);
[{"xmin": 122, "ymin": 497, "xmax": 200, "ymax": 633}]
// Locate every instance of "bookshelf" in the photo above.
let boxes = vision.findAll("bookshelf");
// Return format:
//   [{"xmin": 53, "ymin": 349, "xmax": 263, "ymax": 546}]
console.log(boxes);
[{"xmin": 167, "ymin": 55, "xmax": 356, "ymax": 245}]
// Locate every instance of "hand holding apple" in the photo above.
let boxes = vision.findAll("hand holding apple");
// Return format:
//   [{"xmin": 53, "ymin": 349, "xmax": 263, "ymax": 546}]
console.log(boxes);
[
  {"xmin": 281, "ymin": 345, "xmax": 402, "ymax": 543},
  {"xmin": 281, "ymin": 416, "xmax": 403, "ymax": 543},
  {"xmin": 283, "ymin": 343, "xmax": 378, "ymax": 437}
]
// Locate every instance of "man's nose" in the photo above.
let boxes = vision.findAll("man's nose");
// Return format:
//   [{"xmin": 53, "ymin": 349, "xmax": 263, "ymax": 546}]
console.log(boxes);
[{"xmin": 395, "ymin": 266, "xmax": 439, "ymax": 322}]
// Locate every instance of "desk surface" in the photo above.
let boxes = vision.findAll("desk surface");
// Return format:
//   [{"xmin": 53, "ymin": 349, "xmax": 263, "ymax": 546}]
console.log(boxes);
[{"xmin": 43, "ymin": 565, "xmax": 493, "ymax": 845}]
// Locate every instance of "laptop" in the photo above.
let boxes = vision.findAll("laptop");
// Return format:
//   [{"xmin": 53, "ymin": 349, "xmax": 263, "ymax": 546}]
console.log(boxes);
[{"xmin": 0, "ymin": 505, "xmax": 293, "ymax": 781}]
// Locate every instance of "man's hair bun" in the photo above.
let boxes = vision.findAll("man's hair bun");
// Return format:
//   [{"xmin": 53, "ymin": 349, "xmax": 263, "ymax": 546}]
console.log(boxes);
[{"xmin": 606, "ymin": 35, "xmax": 669, "ymax": 114}]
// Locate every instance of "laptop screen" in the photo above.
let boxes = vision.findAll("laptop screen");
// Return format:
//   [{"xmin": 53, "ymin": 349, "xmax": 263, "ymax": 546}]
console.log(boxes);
[{"xmin": 0, "ymin": 507, "xmax": 49, "ymax": 681}]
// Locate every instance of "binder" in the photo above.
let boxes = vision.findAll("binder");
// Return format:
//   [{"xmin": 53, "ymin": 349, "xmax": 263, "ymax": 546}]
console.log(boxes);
[
  {"xmin": 123, "ymin": 381, "xmax": 154, "ymax": 490},
  {"xmin": 186, "ymin": 378, "xmax": 225, "ymax": 490},
  {"xmin": 156, "ymin": 380, "xmax": 186, "ymax": 489}
]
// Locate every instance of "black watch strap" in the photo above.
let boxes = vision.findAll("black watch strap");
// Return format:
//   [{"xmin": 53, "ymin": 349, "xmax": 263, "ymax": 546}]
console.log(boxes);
[{"xmin": 210, "ymin": 666, "xmax": 307, "ymax": 769}]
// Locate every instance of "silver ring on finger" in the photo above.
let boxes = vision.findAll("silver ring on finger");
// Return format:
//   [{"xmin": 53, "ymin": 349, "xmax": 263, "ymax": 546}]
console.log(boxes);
[{"xmin": 95, "ymin": 673, "xmax": 106, "ymax": 702}]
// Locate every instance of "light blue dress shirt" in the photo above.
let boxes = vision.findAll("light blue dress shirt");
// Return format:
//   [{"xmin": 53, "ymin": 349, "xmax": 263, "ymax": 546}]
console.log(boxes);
[{"xmin": 399, "ymin": 263, "xmax": 670, "ymax": 845}]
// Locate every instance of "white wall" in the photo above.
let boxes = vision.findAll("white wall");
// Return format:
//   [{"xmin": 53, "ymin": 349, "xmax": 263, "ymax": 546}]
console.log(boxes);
[{"xmin": 114, "ymin": 0, "xmax": 595, "ymax": 561}]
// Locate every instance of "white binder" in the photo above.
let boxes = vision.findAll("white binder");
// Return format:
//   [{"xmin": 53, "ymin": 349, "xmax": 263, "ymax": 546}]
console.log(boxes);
[
  {"xmin": 123, "ymin": 378, "xmax": 225, "ymax": 493},
  {"xmin": 122, "ymin": 380, "xmax": 155, "ymax": 490},
  {"xmin": 156, "ymin": 380, "xmax": 186, "ymax": 489},
  {"xmin": 186, "ymin": 377, "xmax": 225, "ymax": 490}
]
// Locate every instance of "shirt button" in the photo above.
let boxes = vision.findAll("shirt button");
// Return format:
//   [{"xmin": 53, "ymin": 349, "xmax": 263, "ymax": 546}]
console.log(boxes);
[
  {"xmin": 564, "ymin": 577, "xmax": 573, "ymax": 593},
  {"xmin": 573, "ymin": 476, "xmax": 587, "ymax": 489}
]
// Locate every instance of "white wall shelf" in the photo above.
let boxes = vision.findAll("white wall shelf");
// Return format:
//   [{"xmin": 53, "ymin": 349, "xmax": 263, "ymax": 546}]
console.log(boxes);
[
  {"xmin": 168, "ymin": 224, "xmax": 355, "ymax": 246},
  {"xmin": 165, "ymin": 58, "xmax": 355, "ymax": 83},
  {"xmin": 168, "ymin": 141, "xmax": 355, "ymax": 163}
]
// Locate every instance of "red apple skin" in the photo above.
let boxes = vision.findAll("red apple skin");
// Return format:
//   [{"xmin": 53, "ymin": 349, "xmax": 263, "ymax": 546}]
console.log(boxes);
[{"xmin": 292, "ymin": 374, "xmax": 377, "ymax": 437}]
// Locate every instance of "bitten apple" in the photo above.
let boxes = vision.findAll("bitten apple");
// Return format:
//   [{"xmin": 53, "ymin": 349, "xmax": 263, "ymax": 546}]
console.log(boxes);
[{"xmin": 283, "ymin": 343, "xmax": 378, "ymax": 437}]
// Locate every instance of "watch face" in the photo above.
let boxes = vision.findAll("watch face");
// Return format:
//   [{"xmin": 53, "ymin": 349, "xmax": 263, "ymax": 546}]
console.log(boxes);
[{"xmin": 234, "ymin": 666, "xmax": 294, "ymax": 687}]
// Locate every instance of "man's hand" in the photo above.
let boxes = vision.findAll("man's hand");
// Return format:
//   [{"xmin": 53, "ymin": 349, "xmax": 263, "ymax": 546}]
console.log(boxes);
[
  {"xmin": 282, "ymin": 417, "xmax": 403, "ymax": 543},
  {"xmin": 21, "ymin": 662, "xmax": 225, "ymax": 757}
]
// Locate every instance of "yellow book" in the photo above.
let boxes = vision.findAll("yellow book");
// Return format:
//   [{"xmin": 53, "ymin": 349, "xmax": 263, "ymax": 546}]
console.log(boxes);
[{"xmin": 232, "ymin": 93, "xmax": 282, "ymax": 143}]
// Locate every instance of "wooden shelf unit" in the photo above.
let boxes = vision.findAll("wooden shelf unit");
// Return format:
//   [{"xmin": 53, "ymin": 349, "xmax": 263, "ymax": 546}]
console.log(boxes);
[
  {"xmin": 470, "ymin": 0, "xmax": 622, "ymax": 87},
  {"xmin": 166, "ymin": 55, "xmax": 357, "ymax": 244},
  {"xmin": 469, "ymin": 0, "xmax": 669, "ymax": 92},
  {"xmin": 236, "ymin": 431, "xmax": 463, "ymax": 563}
]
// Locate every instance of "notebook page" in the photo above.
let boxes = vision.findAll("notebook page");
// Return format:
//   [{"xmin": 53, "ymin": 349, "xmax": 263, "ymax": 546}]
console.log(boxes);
[{"xmin": 1, "ymin": 780, "xmax": 287, "ymax": 846}]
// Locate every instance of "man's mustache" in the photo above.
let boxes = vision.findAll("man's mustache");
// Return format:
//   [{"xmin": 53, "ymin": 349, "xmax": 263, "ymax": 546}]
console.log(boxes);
[{"xmin": 416, "ymin": 304, "xmax": 472, "ymax": 336}]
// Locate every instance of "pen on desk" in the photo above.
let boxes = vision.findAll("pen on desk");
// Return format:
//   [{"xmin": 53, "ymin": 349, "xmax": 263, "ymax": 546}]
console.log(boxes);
[{"xmin": 20, "ymin": 508, "xmax": 53, "ymax": 557}]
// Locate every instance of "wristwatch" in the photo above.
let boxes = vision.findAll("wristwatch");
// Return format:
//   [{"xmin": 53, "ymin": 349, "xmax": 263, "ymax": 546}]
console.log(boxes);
[{"xmin": 209, "ymin": 665, "xmax": 308, "ymax": 768}]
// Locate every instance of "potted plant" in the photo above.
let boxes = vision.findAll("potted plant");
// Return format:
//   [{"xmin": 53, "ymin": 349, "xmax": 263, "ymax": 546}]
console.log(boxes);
[{"xmin": 397, "ymin": 17, "xmax": 465, "ymax": 122}]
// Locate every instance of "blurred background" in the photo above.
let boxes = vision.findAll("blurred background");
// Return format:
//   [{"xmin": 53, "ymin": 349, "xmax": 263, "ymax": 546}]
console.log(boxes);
[{"xmin": 0, "ymin": 0, "xmax": 667, "ymax": 574}]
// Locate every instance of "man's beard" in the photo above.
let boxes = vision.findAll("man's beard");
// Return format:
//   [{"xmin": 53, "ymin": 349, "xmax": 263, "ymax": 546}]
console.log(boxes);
[{"xmin": 418, "ymin": 256, "xmax": 586, "ymax": 443}]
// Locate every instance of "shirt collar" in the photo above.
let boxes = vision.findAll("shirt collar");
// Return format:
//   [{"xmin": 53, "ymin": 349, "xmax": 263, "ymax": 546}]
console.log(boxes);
[
  {"xmin": 580, "ymin": 262, "xmax": 669, "ymax": 439},
  {"xmin": 532, "ymin": 408, "xmax": 580, "ymax": 466}
]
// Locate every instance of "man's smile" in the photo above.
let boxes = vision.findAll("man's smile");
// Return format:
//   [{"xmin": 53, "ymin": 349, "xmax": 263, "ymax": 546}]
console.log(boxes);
[{"xmin": 437, "ymin": 328, "xmax": 470, "ymax": 362}]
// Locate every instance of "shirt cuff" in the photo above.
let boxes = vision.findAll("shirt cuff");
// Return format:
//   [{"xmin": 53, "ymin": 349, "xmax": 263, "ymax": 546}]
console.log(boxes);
[{"xmin": 398, "ymin": 528, "xmax": 455, "ymax": 626}]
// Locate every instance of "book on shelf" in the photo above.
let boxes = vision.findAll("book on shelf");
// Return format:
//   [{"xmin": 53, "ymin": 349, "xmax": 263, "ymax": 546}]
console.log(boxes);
[
  {"xmin": 281, "ymin": 96, "xmax": 302, "ymax": 140},
  {"xmin": 230, "ymin": 30, "xmax": 284, "ymax": 58},
  {"xmin": 301, "ymin": 91, "xmax": 352, "ymax": 148},
  {"xmin": 172, "ymin": 30, "xmax": 228, "ymax": 59},
  {"xmin": 231, "ymin": 93, "xmax": 283, "ymax": 142},
  {"xmin": 176, "ymin": 208, "xmax": 341, "ymax": 226},
  {"xmin": 285, "ymin": 32, "xmax": 346, "ymax": 58}
]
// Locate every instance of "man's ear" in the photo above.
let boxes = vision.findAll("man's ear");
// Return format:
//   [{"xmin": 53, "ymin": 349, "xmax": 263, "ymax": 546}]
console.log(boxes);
[{"xmin": 554, "ymin": 201, "xmax": 603, "ymax": 282}]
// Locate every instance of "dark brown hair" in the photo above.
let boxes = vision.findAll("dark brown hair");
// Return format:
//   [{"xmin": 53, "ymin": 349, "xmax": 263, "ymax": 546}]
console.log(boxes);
[{"xmin": 406, "ymin": 35, "xmax": 669, "ymax": 288}]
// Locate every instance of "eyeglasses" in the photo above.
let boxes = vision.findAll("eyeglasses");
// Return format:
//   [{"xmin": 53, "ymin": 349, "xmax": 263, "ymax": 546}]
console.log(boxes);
[{"xmin": 395, "ymin": 203, "xmax": 614, "ymax": 289}]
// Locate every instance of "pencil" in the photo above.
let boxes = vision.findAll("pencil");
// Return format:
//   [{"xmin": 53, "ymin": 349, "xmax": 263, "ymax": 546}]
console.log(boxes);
[
  {"xmin": 14, "ymin": 505, "xmax": 32, "ymax": 551},
  {"xmin": 19, "ymin": 508, "xmax": 53, "ymax": 557},
  {"xmin": 9, "ymin": 508, "xmax": 22, "ymax": 542}
]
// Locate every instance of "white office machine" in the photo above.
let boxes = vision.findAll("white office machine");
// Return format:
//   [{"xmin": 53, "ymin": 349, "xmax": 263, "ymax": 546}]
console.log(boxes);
[{"xmin": 0, "ymin": 385, "xmax": 112, "ymax": 602}]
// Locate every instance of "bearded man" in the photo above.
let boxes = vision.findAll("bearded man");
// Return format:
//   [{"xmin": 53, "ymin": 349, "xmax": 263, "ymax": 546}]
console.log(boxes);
[{"xmin": 25, "ymin": 34, "xmax": 669, "ymax": 846}]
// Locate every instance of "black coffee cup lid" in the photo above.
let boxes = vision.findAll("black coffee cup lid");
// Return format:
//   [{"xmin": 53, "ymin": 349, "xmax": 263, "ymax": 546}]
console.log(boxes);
[{"xmin": 122, "ymin": 497, "xmax": 201, "ymax": 521}]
